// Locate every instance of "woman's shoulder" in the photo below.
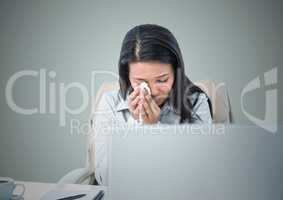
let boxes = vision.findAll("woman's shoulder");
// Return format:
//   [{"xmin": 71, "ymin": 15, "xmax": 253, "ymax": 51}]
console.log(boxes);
[
  {"xmin": 188, "ymin": 91, "xmax": 209, "ymax": 107},
  {"xmin": 188, "ymin": 91, "xmax": 212, "ymax": 123},
  {"xmin": 99, "ymin": 89, "xmax": 125, "ymax": 110},
  {"xmin": 102, "ymin": 89, "xmax": 121, "ymax": 101}
]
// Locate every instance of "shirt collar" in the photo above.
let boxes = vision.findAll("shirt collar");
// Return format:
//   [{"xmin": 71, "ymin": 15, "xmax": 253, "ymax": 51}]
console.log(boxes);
[
  {"xmin": 116, "ymin": 89, "xmax": 130, "ymax": 112},
  {"xmin": 116, "ymin": 99, "xmax": 129, "ymax": 111}
]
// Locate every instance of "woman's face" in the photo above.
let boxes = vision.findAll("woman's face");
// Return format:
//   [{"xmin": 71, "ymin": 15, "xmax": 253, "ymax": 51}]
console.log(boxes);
[{"xmin": 129, "ymin": 61, "xmax": 175, "ymax": 106}]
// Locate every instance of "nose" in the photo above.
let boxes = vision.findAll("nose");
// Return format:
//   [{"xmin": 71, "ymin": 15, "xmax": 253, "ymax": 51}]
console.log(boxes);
[{"xmin": 148, "ymin": 83, "xmax": 159, "ymax": 97}]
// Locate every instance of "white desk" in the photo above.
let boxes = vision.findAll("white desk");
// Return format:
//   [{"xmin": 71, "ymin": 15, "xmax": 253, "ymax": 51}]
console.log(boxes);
[{"xmin": 16, "ymin": 181, "xmax": 106, "ymax": 200}]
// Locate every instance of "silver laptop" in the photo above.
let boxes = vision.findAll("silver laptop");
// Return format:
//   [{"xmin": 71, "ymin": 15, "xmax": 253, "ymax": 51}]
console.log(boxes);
[{"xmin": 106, "ymin": 124, "xmax": 283, "ymax": 200}]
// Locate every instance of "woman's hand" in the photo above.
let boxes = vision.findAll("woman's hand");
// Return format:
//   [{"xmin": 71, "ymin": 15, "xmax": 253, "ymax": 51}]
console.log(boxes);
[
  {"xmin": 140, "ymin": 93, "xmax": 160, "ymax": 124},
  {"xmin": 128, "ymin": 88, "xmax": 141, "ymax": 121},
  {"xmin": 128, "ymin": 88, "xmax": 160, "ymax": 124}
]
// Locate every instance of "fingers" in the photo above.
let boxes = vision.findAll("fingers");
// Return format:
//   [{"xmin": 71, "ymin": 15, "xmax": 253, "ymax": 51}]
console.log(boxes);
[
  {"xmin": 128, "ymin": 88, "xmax": 140, "ymax": 112},
  {"xmin": 145, "ymin": 94, "xmax": 159, "ymax": 114},
  {"xmin": 128, "ymin": 88, "xmax": 161, "ymax": 124},
  {"xmin": 129, "ymin": 95, "xmax": 140, "ymax": 110},
  {"xmin": 128, "ymin": 88, "xmax": 140, "ymax": 101},
  {"xmin": 142, "ymin": 97, "xmax": 154, "ymax": 116},
  {"xmin": 131, "ymin": 99, "xmax": 144, "ymax": 120},
  {"xmin": 142, "ymin": 94, "xmax": 160, "ymax": 123}
]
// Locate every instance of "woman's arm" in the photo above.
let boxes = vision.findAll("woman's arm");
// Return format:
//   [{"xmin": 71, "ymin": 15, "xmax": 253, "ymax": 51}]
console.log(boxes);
[{"xmin": 87, "ymin": 92, "xmax": 117, "ymax": 185}]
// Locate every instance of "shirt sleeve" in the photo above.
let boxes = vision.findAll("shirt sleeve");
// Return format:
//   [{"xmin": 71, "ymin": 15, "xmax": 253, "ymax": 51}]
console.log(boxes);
[
  {"xmin": 192, "ymin": 93, "xmax": 213, "ymax": 124},
  {"xmin": 87, "ymin": 92, "xmax": 116, "ymax": 186}
]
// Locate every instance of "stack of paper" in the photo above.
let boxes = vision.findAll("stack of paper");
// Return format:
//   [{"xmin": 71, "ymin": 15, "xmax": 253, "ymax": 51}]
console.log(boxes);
[{"xmin": 41, "ymin": 190, "xmax": 100, "ymax": 200}]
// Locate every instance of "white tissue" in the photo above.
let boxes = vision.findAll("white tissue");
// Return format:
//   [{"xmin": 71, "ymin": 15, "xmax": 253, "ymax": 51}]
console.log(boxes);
[{"xmin": 136, "ymin": 82, "xmax": 151, "ymax": 124}]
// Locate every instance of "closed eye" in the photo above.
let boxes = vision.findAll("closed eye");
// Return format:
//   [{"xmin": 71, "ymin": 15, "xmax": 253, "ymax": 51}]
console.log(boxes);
[{"xmin": 156, "ymin": 79, "xmax": 168, "ymax": 83}]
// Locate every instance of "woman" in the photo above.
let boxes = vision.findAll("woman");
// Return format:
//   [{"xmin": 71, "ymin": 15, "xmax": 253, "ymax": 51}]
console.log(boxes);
[{"xmin": 88, "ymin": 24, "xmax": 213, "ymax": 185}]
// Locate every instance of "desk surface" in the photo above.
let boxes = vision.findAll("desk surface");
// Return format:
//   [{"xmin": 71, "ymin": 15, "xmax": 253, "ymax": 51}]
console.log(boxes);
[{"xmin": 16, "ymin": 181, "xmax": 105, "ymax": 200}]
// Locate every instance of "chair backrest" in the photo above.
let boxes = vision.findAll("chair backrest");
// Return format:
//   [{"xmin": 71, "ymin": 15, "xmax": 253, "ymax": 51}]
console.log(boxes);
[
  {"xmin": 194, "ymin": 80, "xmax": 232, "ymax": 123},
  {"xmin": 92, "ymin": 81, "xmax": 232, "ymax": 123}
]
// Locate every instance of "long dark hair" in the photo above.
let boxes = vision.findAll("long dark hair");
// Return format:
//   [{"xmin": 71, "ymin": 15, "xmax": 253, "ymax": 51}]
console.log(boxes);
[{"xmin": 118, "ymin": 24, "xmax": 212, "ymax": 123}]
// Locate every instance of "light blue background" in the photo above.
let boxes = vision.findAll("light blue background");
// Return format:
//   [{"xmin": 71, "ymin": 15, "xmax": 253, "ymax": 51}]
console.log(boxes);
[{"xmin": 0, "ymin": 0, "xmax": 282, "ymax": 182}]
